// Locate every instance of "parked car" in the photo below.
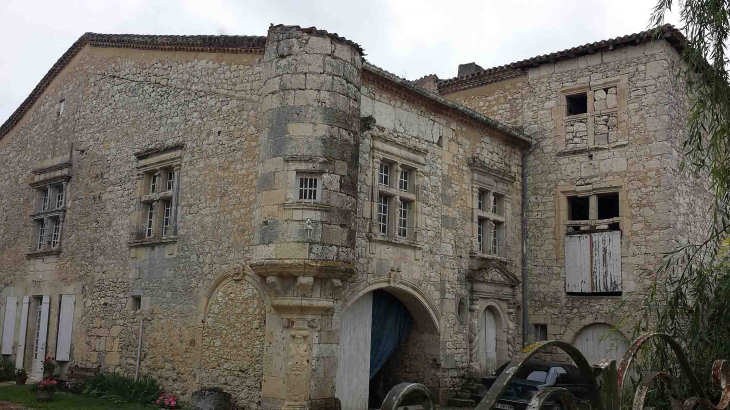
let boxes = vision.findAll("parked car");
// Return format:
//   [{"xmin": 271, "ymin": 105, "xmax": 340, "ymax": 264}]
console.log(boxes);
[{"xmin": 471, "ymin": 360, "xmax": 591, "ymax": 410}]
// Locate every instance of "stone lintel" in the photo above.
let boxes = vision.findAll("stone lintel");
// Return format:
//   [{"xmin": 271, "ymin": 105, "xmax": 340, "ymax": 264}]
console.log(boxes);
[
  {"xmin": 271, "ymin": 296, "xmax": 333, "ymax": 315},
  {"xmin": 250, "ymin": 258, "xmax": 354, "ymax": 279}
]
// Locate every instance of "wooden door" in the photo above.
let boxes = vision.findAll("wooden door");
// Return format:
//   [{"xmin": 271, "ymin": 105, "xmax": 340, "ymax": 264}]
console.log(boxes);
[
  {"xmin": 32, "ymin": 296, "xmax": 50, "ymax": 381},
  {"xmin": 478, "ymin": 308, "xmax": 497, "ymax": 376},
  {"xmin": 574, "ymin": 323, "xmax": 628, "ymax": 365},
  {"xmin": 335, "ymin": 292, "xmax": 373, "ymax": 410}
]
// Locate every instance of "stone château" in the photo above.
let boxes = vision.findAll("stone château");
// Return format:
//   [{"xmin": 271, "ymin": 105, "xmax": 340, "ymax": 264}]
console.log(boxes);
[{"xmin": 0, "ymin": 24, "xmax": 709, "ymax": 409}]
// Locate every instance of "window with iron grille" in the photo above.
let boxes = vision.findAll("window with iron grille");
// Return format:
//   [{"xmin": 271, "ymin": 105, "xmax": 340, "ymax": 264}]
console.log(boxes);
[
  {"xmin": 56, "ymin": 185, "xmax": 65, "ymax": 208},
  {"xmin": 37, "ymin": 220, "xmax": 46, "ymax": 251},
  {"xmin": 167, "ymin": 171, "xmax": 175, "ymax": 191},
  {"xmin": 298, "ymin": 176, "xmax": 319, "ymax": 202},
  {"xmin": 162, "ymin": 201, "xmax": 172, "ymax": 236},
  {"xmin": 146, "ymin": 205, "xmax": 154, "ymax": 238},
  {"xmin": 51, "ymin": 219, "xmax": 61, "ymax": 248},
  {"xmin": 399, "ymin": 169, "xmax": 409, "ymax": 192},
  {"xmin": 377, "ymin": 194, "xmax": 389, "ymax": 234},
  {"xmin": 477, "ymin": 219, "xmax": 484, "ymax": 252},
  {"xmin": 379, "ymin": 163, "xmax": 390, "ymax": 186},
  {"xmin": 398, "ymin": 200, "xmax": 410, "ymax": 237}
]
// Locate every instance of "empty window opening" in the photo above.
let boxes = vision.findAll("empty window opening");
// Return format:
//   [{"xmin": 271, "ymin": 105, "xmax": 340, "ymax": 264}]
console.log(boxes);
[
  {"xmin": 377, "ymin": 194, "xmax": 388, "ymax": 234},
  {"xmin": 597, "ymin": 193, "xmax": 620, "ymax": 220},
  {"xmin": 568, "ymin": 196, "xmax": 590, "ymax": 220},
  {"xmin": 534, "ymin": 324, "xmax": 548, "ymax": 342},
  {"xmin": 130, "ymin": 296, "xmax": 141, "ymax": 311},
  {"xmin": 58, "ymin": 99, "xmax": 65, "ymax": 117},
  {"xmin": 566, "ymin": 93, "xmax": 588, "ymax": 116},
  {"xmin": 298, "ymin": 176, "xmax": 319, "ymax": 202},
  {"xmin": 398, "ymin": 200, "xmax": 410, "ymax": 237}
]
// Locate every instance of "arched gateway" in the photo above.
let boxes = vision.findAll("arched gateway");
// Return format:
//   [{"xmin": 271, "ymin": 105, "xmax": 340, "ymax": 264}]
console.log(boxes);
[{"xmin": 336, "ymin": 285, "xmax": 441, "ymax": 410}]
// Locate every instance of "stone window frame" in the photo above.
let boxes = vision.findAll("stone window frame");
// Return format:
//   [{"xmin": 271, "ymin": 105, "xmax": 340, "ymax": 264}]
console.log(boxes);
[
  {"xmin": 470, "ymin": 161, "xmax": 513, "ymax": 260},
  {"xmin": 369, "ymin": 138, "xmax": 425, "ymax": 245},
  {"xmin": 556, "ymin": 76, "xmax": 628, "ymax": 153},
  {"xmin": 130, "ymin": 147, "xmax": 182, "ymax": 246},
  {"xmin": 27, "ymin": 172, "xmax": 70, "ymax": 258}
]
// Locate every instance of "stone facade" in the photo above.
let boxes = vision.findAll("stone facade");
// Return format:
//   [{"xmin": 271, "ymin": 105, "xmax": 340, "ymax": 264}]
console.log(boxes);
[{"xmin": 0, "ymin": 23, "xmax": 711, "ymax": 409}]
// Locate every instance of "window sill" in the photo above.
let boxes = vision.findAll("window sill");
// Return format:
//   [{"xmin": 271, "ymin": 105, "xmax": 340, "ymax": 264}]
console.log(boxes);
[
  {"xmin": 128, "ymin": 236, "xmax": 178, "ymax": 247},
  {"xmin": 30, "ymin": 207, "xmax": 67, "ymax": 219},
  {"xmin": 476, "ymin": 210, "xmax": 505, "ymax": 222},
  {"xmin": 282, "ymin": 202, "xmax": 331, "ymax": 211},
  {"xmin": 26, "ymin": 248, "xmax": 62, "ymax": 259},
  {"xmin": 469, "ymin": 251, "xmax": 511, "ymax": 263},
  {"xmin": 367, "ymin": 233, "xmax": 423, "ymax": 249},
  {"xmin": 141, "ymin": 190, "xmax": 173, "ymax": 204},
  {"xmin": 556, "ymin": 140, "xmax": 628, "ymax": 157}
]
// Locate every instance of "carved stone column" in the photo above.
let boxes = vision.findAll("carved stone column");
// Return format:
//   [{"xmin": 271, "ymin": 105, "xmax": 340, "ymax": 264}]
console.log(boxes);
[
  {"xmin": 468, "ymin": 299, "xmax": 481, "ymax": 377},
  {"xmin": 283, "ymin": 319, "xmax": 312, "ymax": 410}
]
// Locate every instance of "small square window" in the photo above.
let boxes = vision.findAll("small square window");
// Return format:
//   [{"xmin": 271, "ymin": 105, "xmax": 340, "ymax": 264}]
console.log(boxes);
[
  {"xmin": 130, "ymin": 296, "xmax": 141, "ymax": 311},
  {"xmin": 534, "ymin": 324, "xmax": 548, "ymax": 342},
  {"xmin": 566, "ymin": 93, "xmax": 587, "ymax": 116},
  {"xmin": 568, "ymin": 196, "xmax": 590, "ymax": 221},
  {"xmin": 379, "ymin": 163, "xmax": 390, "ymax": 187},
  {"xmin": 597, "ymin": 193, "xmax": 619, "ymax": 220},
  {"xmin": 298, "ymin": 175, "xmax": 320, "ymax": 202}
]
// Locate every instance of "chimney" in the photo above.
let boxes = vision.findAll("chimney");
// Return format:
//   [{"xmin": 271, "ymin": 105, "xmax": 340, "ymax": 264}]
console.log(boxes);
[{"xmin": 458, "ymin": 62, "xmax": 484, "ymax": 77}]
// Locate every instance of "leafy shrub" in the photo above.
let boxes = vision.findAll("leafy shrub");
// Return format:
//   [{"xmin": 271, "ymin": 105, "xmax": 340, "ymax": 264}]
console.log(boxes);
[
  {"xmin": 82, "ymin": 372, "xmax": 162, "ymax": 404},
  {"xmin": 0, "ymin": 357, "xmax": 15, "ymax": 381},
  {"xmin": 14, "ymin": 368, "xmax": 28, "ymax": 382}
]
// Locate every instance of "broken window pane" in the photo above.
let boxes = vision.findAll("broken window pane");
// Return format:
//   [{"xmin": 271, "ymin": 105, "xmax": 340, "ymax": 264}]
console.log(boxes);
[
  {"xmin": 568, "ymin": 196, "xmax": 589, "ymax": 220},
  {"xmin": 566, "ymin": 93, "xmax": 587, "ymax": 116},
  {"xmin": 597, "ymin": 193, "xmax": 619, "ymax": 219}
]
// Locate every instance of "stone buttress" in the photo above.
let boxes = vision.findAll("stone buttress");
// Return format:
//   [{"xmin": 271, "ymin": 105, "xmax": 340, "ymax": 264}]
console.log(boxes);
[{"xmin": 251, "ymin": 25, "xmax": 363, "ymax": 410}]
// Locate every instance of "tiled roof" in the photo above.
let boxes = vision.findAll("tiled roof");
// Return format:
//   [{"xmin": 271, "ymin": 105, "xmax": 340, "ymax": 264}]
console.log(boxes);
[
  {"xmin": 0, "ymin": 32, "xmax": 267, "ymax": 139},
  {"xmin": 438, "ymin": 24, "xmax": 687, "ymax": 94},
  {"xmin": 363, "ymin": 63, "xmax": 532, "ymax": 146}
]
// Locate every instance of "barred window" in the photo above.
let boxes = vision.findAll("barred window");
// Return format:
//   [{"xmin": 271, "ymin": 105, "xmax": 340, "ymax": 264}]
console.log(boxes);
[
  {"xmin": 167, "ymin": 171, "xmax": 175, "ymax": 191},
  {"xmin": 42, "ymin": 188, "xmax": 50, "ymax": 211},
  {"xmin": 150, "ymin": 174, "xmax": 158, "ymax": 194},
  {"xmin": 377, "ymin": 194, "xmax": 389, "ymax": 234},
  {"xmin": 51, "ymin": 219, "xmax": 61, "ymax": 247},
  {"xmin": 56, "ymin": 185, "xmax": 65, "ymax": 208},
  {"xmin": 298, "ymin": 176, "xmax": 319, "ymax": 202},
  {"xmin": 399, "ymin": 169, "xmax": 409, "ymax": 192},
  {"xmin": 162, "ymin": 201, "xmax": 172, "ymax": 236},
  {"xmin": 146, "ymin": 205, "xmax": 154, "ymax": 238},
  {"xmin": 477, "ymin": 219, "xmax": 484, "ymax": 252},
  {"xmin": 37, "ymin": 220, "xmax": 46, "ymax": 251},
  {"xmin": 398, "ymin": 200, "xmax": 410, "ymax": 237},
  {"xmin": 378, "ymin": 164, "xmax": 390, "ymax": 186}
]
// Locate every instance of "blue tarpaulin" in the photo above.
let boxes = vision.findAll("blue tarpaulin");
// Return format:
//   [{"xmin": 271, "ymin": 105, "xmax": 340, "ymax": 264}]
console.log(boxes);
[{"xmin": 369, "ymin": 290, "xmax": 413, "ymax": 379}]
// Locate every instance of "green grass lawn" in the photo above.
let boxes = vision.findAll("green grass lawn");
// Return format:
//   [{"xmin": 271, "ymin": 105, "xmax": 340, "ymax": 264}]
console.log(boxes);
[{"xmin": 0, "ymin": 384, "xmax": 156, "ymax": 409}]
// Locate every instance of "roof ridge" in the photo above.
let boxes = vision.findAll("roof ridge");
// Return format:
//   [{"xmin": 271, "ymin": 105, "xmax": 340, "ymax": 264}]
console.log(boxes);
[{"xmin": 438, "ymin": 24, "xmax": 686, "ymax": 93}]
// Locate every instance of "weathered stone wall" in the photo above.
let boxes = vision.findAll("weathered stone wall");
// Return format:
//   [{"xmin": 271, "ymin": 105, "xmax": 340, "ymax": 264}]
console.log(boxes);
[
  {"xmin": 443, "ymin": 39, "xmax": 713, "ymax": 350},
  {"xmin": 0, "ymin": 44, "xmax": 263, "ymax": 398}
]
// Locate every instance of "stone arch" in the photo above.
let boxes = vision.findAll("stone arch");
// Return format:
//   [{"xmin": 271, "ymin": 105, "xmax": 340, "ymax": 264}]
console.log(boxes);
[
  {"xmin": 562, "ymin": 313, "xmax": 628, "ymax": 343},
  {"xmin": 198, "ymin": 269, "xmax": 268, "ymax": 407},
  {"xmin": 476, "ymin": 300, "xmax": 510, "ymax": 374},
  {"xmin": 341, "ymin": 279, "xmax": 440, "ymax": 334}
]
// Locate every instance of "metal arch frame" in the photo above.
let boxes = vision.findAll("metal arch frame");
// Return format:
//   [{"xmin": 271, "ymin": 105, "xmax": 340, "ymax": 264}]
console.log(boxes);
[{"xmin": 381, "ymin": 332, "xmax": 730, "ymax": 410}]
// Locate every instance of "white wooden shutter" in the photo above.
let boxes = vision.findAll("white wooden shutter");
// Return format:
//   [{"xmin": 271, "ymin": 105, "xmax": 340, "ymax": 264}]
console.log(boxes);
[
  {"xmin": 15, "ymin": 297, "xmax": 30, "ymax": 368},
  {"xmin": 335, "ymin": 292, "xmax": 372, "ymax": 410},
  {"xmin": 565, "ymin": 234, "xmax": 591, "ymax": 292},
  {"xmin": 592, "ymin": 231, "xmax": 621, "ymax": 292},
  {"xmin": 55, "ymin": 295, "xmax": 75, "ymax": 361},
  {"xmin": 1, "ymin": 297, "xmax": 18, "ymax": 355},
  {"xmin": 36, "ymin": 296, "xmax": 50, "ymax": 366}
]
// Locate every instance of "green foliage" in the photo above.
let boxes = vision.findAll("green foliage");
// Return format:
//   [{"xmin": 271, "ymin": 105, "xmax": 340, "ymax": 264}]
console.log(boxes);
[
  {"xmin": 82, "ymin": 372, "xmax": 162, "ymax": 405},
  {"xmin": 0, "ymin": 357, "xmax": 15, "ymax": 381},
  {"xmin": 15, "ymin": 368, "xmax": 28, "ymax": 382},
  {"xmin": 0, "ymin": 384, "xmax": 156, "ymax": 409}
]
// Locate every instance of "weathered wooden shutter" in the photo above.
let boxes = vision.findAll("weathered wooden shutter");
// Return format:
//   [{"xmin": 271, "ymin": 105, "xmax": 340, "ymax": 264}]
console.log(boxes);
[
  {"xmin": 565, "ymin": 232, "xmax": 621, "ymax": 293},
  {"xmin": 565, "ymin": 235, "xmax": 591, "ymax": 292},
  {"xmin": 479, "ymin": 309, "xmax": 497, "ymax": 376},
  {"xmin": 1, "ymin": 297, "xmax": 18, "ymax": 355},
  {"xmin": 56, "ymin": 295, "xmax": 75, "ymax": 362},
  {"xmin": 592, "ymin": 231, "xmax": 621, "ymax": 292},
  {"xmin": 15, "ymin": 296, "xmax": 30, "ymax": 369},
  {"xmin": 33, "ymin": 296, "xmax": 50, "ymax": 381}
]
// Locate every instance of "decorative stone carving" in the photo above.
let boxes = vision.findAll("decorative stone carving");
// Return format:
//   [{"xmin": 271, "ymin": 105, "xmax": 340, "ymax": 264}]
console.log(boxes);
[
  {"xmin": 296, "ymin": 276, "xmax": 314, "ymax": 298},
  {"xmin": 468, "ymin": 300, "xmax": 480, "ymax": 377},
  {"xmin": 283, "ymin": 323, "xmax": 311, "ymax": 410}
]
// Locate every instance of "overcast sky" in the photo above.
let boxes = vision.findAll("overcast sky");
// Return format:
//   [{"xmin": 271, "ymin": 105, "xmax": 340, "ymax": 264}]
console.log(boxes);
[{"xmin": 0, "ymin": 0, "xmax": 680, "ymax": 124}]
